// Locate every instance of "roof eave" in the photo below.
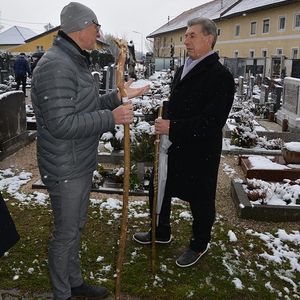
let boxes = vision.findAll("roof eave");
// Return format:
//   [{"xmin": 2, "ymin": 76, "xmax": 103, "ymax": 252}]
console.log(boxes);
[{"xmin": 219, "ymin": 0, "xmax": 298, "ymax": 20}]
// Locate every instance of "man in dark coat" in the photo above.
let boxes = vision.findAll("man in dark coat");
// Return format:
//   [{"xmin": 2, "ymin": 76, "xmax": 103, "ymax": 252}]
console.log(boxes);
[
  {"xmin": 134, "ymin": 17, "xmax": 234, "ymax": 267},
  {"xmin": 0, "ymin": 191, "xmax": 20, "ymax": 257},
  {"xmin": 13, "ymin": 53, "xmax": 31, "ymax": 97}
]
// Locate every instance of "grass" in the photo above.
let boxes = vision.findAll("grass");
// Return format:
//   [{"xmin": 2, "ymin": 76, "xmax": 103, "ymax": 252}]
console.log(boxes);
[{"xmin": 1, "ymin": 174, "xmax": 300, "ymax": 300}]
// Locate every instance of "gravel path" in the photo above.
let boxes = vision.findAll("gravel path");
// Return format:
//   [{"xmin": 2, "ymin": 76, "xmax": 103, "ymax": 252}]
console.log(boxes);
[{"xmin": 1, "ymin": 140, "xmax": 299, "ymax": 233}]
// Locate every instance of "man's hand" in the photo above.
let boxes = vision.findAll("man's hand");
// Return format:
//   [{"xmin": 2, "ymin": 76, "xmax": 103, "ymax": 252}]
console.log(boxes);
[
  {"xmin": 125, "ymin": 78, "xmax": 150, "ymax": 99},
  {"xmin": 112, "ymin": 101, "xmax": 134, "ymax": 124},
  {"xmin": 155, "ymin": 118, "xmax": 170, "ymax": 135}
]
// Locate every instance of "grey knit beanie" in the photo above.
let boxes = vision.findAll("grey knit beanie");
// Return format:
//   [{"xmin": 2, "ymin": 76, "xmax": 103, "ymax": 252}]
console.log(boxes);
[{"xmin": 60, "ymin": 2, "xmax": 97, "ymax": 34}]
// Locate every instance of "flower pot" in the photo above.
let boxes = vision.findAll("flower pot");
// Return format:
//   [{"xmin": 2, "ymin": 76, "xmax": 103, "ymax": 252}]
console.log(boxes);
[{"xmin": 281, "ymin": 149, "xmax": 300, "ymax": 164}]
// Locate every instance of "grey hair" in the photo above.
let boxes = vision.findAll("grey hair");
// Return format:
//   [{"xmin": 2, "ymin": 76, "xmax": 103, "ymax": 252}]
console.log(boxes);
[{"xmin": 187, "ymin": 17, "xmax": 218, "ymax": 49}]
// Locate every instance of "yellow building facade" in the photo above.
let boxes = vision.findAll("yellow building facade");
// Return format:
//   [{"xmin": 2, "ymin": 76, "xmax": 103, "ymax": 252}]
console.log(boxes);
[
  {"xmin": 215, "ymin": 1, "xmax": 300, "ymax": 59},
  {"xmin": 9, "ymin": 28, "xmax": 59, "ymax": 54},
  {"xmin": 149, "ymin": 0, "xmax": 300, "ymax": 60}
]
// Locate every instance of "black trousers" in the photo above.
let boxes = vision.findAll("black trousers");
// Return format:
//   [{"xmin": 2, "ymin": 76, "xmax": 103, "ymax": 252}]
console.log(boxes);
[
  {"xmin": 148, "ymin": 169, "xmax": 215, "ymax": 252},
  {"xmin": 15, "ymin": 75, "xmax": 27, "ymax": 95}
]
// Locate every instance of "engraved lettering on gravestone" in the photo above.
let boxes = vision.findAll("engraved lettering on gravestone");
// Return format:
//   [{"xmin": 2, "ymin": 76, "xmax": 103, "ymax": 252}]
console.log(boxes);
[{"xmin": 283, "ymin": 83, "xmax": 299, "ymax": 114}]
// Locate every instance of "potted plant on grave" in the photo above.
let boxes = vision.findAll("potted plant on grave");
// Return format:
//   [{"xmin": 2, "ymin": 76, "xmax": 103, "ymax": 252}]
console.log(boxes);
[
  {"xmin": 142, "ymin": 101, "xmax": 161, "ymax": 122},
  {"xmin": 281, "ymin": 142, "xmax": 300, "ymax": 164},
  {"xmin": 230, "ymin": 108, "xmax": 258, "ymax": 148}
]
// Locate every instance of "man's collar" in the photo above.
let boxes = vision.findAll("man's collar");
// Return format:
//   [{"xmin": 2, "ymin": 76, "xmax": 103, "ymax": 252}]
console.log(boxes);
[{"xmin": 58, "ymin": 30, "xmax": 91, "ymax": 63}]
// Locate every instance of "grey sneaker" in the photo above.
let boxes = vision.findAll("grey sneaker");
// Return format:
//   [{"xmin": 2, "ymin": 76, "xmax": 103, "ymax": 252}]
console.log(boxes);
[
  {"xmin": 133, "ymin": 231, "xmax": 171, "ymax": 244},
  {"xmin": 176, "ymin": 243, "xmax": 210, "ymax": 268},
  {"xmin": 71, "ymin": 282, "xmax": 108, "ymax": 299}
]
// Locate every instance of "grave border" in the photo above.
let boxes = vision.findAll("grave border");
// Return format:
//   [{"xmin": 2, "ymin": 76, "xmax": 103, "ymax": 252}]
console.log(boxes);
[{"xmin": 230, "ymin": 180, "xmax": 300, "ymax": 222}]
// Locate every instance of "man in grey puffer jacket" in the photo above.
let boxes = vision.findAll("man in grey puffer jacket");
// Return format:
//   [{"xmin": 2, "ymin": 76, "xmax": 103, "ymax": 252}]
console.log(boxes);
[{"xmin": 31, "ymin": 2, "xmax": 149, "ymax": 299}]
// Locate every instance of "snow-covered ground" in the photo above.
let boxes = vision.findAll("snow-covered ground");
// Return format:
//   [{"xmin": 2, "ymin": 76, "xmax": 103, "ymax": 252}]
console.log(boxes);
[
  {"xmin": 1, "ymin": 72, "xmax": 300, "ymax": 298},
  {"xmin": 1, "ymin": 167, "xmax": 300, "ymax": 297}
]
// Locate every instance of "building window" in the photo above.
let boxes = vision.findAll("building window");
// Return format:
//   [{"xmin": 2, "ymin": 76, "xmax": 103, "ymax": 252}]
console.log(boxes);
[
  {"xmin": 36, "ymin": 46, "xmax": 44, "ymax": 52},
  {"xmin": 291, "ymin": 48, "xmax": 298, "ymax": 59},
  {"xmin": 249, "ymin": 50, "xmax": 254, "ymax": 58},
  {"xmin": 156, "ymin": 37, "xmax": 160, "ymax": 47},
  {"xmin": 170, "ymin": 37, "xmax": 173, "ymax": 43},
  {"xmin": 179, "ymin": 36, "xmax": 183, "ymax": 42},
  {"xmin": 234, "ymin": 24, "xmax": 240, "ymax": 37},
  {"xmin": 278, "ymin": 15, "xmax": 286, "ymax": 31},
  {"xmin": 262, "ymin": 49, "xmax": 267, "ymax": 57},
  {"xmin": 163, "ymin": 36, "xmax": 166, "ymax": 47},
  {"xmin": 250, "ymin": 21, "xmax": 256, "ymax": 35},
  {"xmin": 217, "ymin": 28, "xmax": 221, "ymax": 36},
  {"xmin": 215, "ymin": 50, "xmax": 220, "ymax": 55},
  {"xmin": 234, "ymin": 51, "xmax": 239, "ymax": 58},
  {"xmin": 276, "ymin": 48, "xmax": 283, "ymax": 55},
  {"xmin": 262, "ymin": 19, "xmax": 270, "ymax": 34},
  {"xmin": 293, "ymin": 12, "xmax": 300, "ymax": 29}
]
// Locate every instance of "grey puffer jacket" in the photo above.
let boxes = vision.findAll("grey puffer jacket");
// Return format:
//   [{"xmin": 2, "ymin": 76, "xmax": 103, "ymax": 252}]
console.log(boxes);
[{"xmin": 31, "ymin": 32, "xmax": 121, "ymax": 182}]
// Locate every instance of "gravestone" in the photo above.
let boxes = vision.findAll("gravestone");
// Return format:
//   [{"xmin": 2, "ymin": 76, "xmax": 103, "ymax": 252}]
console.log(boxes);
[
  {"xmin": 246, "ymin": 76, "xmax": 254, "ymax": 100},
  {"xmin": 0, "ymin": 91, "xmax": 36, "ymax": 161},
  {"xmin": 276, "ymin": 77, "xmax": 300, "ymax": 132},
  {"xmin": 260, "ymin": 84, "xmax": 269, "ymax": 105},
  {"xmin": 92, "ymin": 71, "xmax": 101, "ymax": 91},
  {"xmin": 99, "ymin": 64, "xmax": 117, "ymax": 94},
  {"xmin": 236, "ymin": 76, "xmax": 244, "ymax": 100},
  {"xmin": 271, "ymin": 84, "xmax": 283, "ymax": 112}
]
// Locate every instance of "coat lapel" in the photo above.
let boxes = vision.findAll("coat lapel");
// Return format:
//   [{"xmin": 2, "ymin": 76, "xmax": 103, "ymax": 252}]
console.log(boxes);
[{"xmin": 173, "ymin": 53, "xmax": 219, "ymax": 88}]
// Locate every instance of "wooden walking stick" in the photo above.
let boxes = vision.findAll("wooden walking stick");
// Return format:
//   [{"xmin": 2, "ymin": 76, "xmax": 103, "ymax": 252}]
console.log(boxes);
[
  {"xmin": 111, "ymin": 37, "xmax": 130, "ymax": 300},
  {"xmin": 151, "ymin": 104, "xmax": 163, "ymax": 279}
]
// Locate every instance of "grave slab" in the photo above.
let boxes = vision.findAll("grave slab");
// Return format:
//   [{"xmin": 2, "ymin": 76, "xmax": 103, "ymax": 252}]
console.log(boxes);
[
  {"xmin": 32, "ymin": 170, "xmax": 149, "ymax": 196},
  {"xmin": 238, "ymin": 155, "xmax": 300, "ymax": 181},
  {"xmin": 231, "ymin": 180, "xmax": 300, "ymax": 222}
]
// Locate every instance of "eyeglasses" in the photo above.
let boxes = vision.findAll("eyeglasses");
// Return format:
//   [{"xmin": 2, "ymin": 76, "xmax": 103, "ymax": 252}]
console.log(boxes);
[{"xmin": 92, "ymin": 20, "xmax": 101, "ymax": 32}]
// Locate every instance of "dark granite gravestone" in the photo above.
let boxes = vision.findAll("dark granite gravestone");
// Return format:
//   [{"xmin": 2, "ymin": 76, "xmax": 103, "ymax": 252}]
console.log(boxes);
[
  {"xmin": 271, "ymin": 84, "xmax": 283, "ymax": 112},
  {"xmin": 0, "ymin": 91, "xmax": 36, "ymax": 161}
]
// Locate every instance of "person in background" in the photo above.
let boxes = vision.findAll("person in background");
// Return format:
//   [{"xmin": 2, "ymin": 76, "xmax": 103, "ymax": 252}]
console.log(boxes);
[
  {"xmin": 13, "ymin": 53, "xmax": 31, "ymax": 97},
  {"xmin": 31, "ymin": 54, "xmax": 44, "ymax": 73},
  {"xmin": 133, "ymin": 17, "xmax": 235, "ymax": 268},
  {"xmin": 31, "ymin": 2, "xmax": 149, "ymax": 299}
]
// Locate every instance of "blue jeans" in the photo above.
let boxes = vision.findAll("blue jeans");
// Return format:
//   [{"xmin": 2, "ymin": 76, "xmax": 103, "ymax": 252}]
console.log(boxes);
[{"xmin": 44, "ymin": 173, "xmax": 93, "ymax": 300}]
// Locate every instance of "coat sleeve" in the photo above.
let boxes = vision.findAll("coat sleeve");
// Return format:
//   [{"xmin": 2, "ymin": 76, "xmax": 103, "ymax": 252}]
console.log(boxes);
[{"xmin": 99, "ymin": 90, "xmax": 121, "ymax": 111}]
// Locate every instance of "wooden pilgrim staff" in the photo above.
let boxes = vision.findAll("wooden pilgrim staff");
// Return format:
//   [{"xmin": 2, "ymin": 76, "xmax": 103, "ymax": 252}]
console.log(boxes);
[
  {"xmin": 151, "ymin": 104, "xmax": 163, "ymax": 278},
  {"xmin": 111, "ymin": 37, "xmax": 130, "ymax": 300}
]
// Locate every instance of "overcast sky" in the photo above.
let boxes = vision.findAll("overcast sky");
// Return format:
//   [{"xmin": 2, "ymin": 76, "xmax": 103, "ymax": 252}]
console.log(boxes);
[{"xmin": 0, "ymin": 0, "xmax": 208, "ymax": 53}]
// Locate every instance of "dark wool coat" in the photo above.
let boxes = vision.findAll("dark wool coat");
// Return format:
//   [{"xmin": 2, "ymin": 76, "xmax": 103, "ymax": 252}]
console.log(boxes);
[
  {"xmin": 0, "ymin": 192, "xmax": 20, "ymax": 257},
  {"xmin": 165, "ymin": 52, "xmax": 234, "ymax": 201}
]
